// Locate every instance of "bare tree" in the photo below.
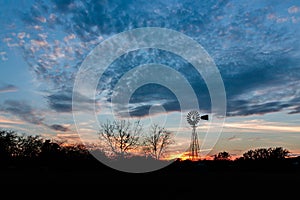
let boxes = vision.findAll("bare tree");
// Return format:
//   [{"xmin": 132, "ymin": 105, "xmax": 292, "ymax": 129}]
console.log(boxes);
[
  {"xmin": 98, "ymin": 120, "xmax": 142, "ymax": 158},
  {"xmin": 143, "ymin": 124, "xmax": 174, "ymax": 160}
]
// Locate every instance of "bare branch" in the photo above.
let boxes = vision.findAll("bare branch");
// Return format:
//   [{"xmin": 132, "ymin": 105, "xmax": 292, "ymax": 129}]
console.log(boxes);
[
  {"xmin": 143, "ymin": 124, "xmax": 174, "ymax": 160},
  {"xmin": 98, "ymin": 119, "xmax": 142, "ymax": 158}
]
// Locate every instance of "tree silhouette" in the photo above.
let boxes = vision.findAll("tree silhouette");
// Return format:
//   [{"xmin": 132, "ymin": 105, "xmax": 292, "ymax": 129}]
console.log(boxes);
[
  {"xmin": 214, "ymin": 151, "xmax": 231, "ymax": 161},
  {"xmin": 61, "ymin": 143, "xmax": 90, "ymax": 159},
  {"xmin": 268, "ymin": 147, "xmax": 290, "ymax": 160},
  {"xmin": 143, "ymin": 124, "xmax": 174, "ymax": 160},
  {"xmin": 98, "ymin": 120, "xmax": 142, "ymax": 158},
  {"xmin": 16, "ymin": 134, "xmax": 43, "ymax": 158},
  {"xmin": 0, "ymin": 130, "xmax": 18, "ymax": 159},
  {"xmin": 242, "ymin": 147, "xmax": 289, "ymax": 161},
  {"xmin": 40, "ymin": 139, "xmax": 62, "ymax": 160},
  {"xmin": 0, "ymin": 130, "xmax": 44, "ymax": 159}
]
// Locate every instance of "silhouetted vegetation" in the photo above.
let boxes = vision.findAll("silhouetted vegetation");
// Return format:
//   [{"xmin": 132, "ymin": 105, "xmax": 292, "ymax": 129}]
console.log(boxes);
[
  {"xmin": 98, "ymin": 120, "xmax": 142, "ymax": 158},
  {"xmin": 1, "ymin": 129, "xmax": 300, "ymax": 184},
  {"xmin": 98, "ymin": 120, "xmax": 174, "ymax": 160},
  {"xmin": 213, "ymin": 151, "xmax": 231, "ymax": 161},
  {"xmin": 143, "ymin": 124, "xmax": 174, "ymax": 160},
  {"xmin": 0, "ymin": 130, "xmax": 44, "ymax": 160},
  {"xmin": 241, "ymin": 147, "xmax": 289, "ymax": 161}
]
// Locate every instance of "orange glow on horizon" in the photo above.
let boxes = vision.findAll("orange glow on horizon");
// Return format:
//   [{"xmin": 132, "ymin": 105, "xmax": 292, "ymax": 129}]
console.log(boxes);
[{"xmin": 166, "ymin": 151, "xmax": 215, "ymax": 161}]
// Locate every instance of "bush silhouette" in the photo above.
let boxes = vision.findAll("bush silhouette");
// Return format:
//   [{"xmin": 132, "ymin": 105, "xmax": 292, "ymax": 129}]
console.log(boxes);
[
  {"xmin": 0, "ymin": 130, "xmax": 19, "ymax": 160},
  {"xmin": 242, "ymin": 147, "xmax": 289, "ymax": 161},
  {"xmin": 213, "ymin": 151, "xmax": 231, "ymax": 161}
]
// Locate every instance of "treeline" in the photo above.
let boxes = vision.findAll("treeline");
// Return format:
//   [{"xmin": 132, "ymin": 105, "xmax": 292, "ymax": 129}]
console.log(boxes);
[
  {"xmin": 0, "ymin": 129, "xmax": 111, "ymax": 174},
  {"xmin": 1, "ymin": 119, "xmax": 175, "ymax": 162},
  {"xmin": 173, "ymin": 147, "xmax": 300, "ymax": 173},
  {"xmin": 0, "ymin": 129, "xmax": 295, "ymax": 162},
  {"xmin": 213, "ymin": 147, "xmax": 290, "ymax": 161},
  {"xmin": 1, "ymin": 129, "xmax": 300, "ymax": 173},
  {"xmin": 0, "ymin": 130, "xmax": 91, "ymax": 161}
]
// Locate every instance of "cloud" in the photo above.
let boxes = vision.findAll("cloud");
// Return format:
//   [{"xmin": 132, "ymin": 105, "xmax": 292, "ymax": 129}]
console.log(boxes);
[
  {"xmin": 95, "ymin": 49, "xmax": 211, "ymax": 117},
  {"xmin": 4, "ymin": 0, "xmax": 300, "ymax": 118},
  {"xmin": 227, "ymin": 136, "xmax": 242, "ymax": 142},
  {"xmin": 0, "ymin": 84, "xmax": 18, "ymax": 93},
  {"xmin": 288, "ymin": 106, "xmax": 300, "ymax": 114},
  {"xmin": 0, "ymin": 115, "xmax": 24, "ymax": 124},
  {"xmin": 51, "ymin": 0, "xmax": 76, "ymax": 13},
  {"xmin": 47, "ymin": 89, "xmax": 94, "ymax": 113},
  {"xmin": 47, "ymin": 91, "xmax": 73, "ymax": 112},
  {"xmin": 227, "ymin": 100, "xmax": 291, "ymax": 117},
  {"xmin": 224, "ymin": 120, "xmax": 300, "ymax": 133},
  {"xmin": 227, "ymin": 77, "xmax": 300, "ymax": 116},
  {"xmin": 288, "ymin": 6, "xmax": 299, "ymax": 14},
  {"xmin": 56, "ymin": 133, "xmax": 81, "ymax": 141},
  {"xmin": 0, "ymin": 51, "xmax": 7, "ymax": 61},
  {"xmin": 48, "ymin": 124, "xmax": 69, "ymax": 132},
  {"xmin": 1, "ymin": 100, "xmax": 71, "ymax": 132},
  {"xmin": 2, "ymin": 100, "xmax": 44, "ymax": 125}
]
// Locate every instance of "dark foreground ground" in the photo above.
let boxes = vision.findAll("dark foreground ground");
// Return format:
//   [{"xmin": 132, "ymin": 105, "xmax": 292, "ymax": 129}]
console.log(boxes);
[
  {"xmin": 1, "ymin": 157, "xmax": 300, "ymax": 186},
  {"xmin": 1, "ymin": 159, "xmax": 300, "ymax": 198}
]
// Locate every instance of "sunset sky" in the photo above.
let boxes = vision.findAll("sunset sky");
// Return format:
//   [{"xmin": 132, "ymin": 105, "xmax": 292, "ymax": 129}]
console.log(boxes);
[{"xmin": 1, "ymin": 0, "xmax": 300, "ymax": 159}]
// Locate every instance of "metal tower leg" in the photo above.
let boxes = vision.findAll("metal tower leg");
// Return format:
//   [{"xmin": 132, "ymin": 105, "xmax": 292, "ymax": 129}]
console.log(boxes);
[{"xmin": 189, "ymin": 125, "xmax": 200, "ymax": 161}]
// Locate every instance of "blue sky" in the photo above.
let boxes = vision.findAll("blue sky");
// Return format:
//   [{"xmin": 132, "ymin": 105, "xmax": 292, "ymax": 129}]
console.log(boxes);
[{"xmin": 1, "ymin": 0, "xmax": 300, "ymax": 158}]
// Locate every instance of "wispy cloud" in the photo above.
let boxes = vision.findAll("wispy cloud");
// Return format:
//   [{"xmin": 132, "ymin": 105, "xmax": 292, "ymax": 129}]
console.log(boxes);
[
  {"xmin": 0, "ymin": 84, "xmax": 17, "ymax": 93},
  {"xmin": 0, "ymin": 100, "xmax": 70, "ymax": 132},
  {"xmin": 289, "ymin": 106, "xmax": 300, "ymax": 114},
  {"xmin": 224, "ymin": 120, "xmax": 300, "ymax": 133},
  {"xmin": 288, "ymin": 6, "xmax": 299, "ymax": 14},
  {"xmin": 227, "ymin": 135, "xmax": 242, "ymax": 142},
  {"xmin": 0, "ymin": 51, "xmax": 7, "ymax": 61},
  {"xmin": 47, "ymin": 89, "xmax": 94, "ymax": 113},
  {"xmin": 56, "ymin": 133, "xmax": 81, "ymax": 142},
  {"xmin": 2, "ymin": 100, "xmax": 44, "ymax": 125},
  {"xmin": 0, "ymin": 115, "xmax": 24, "ymax": 124}
]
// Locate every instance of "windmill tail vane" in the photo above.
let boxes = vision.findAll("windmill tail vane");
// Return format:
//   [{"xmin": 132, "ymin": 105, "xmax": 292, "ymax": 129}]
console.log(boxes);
[{"xmin": 200, "ymin": 114, "xmax": 209, "ymax": 121}]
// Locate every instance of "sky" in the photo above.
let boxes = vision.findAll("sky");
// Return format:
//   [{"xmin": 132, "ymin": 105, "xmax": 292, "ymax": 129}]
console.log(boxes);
[{"xmin": 0, "ymin": 0, "xmax": 300, "ymax": 159}]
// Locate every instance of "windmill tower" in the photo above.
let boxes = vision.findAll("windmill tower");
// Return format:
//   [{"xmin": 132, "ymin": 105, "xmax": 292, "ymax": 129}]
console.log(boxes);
[{"xmin": 186, "ymin": 110, "xmax": 208, "ymax": 161}]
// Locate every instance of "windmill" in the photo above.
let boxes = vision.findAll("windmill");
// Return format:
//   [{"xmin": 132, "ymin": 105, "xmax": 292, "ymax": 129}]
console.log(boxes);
[{"xmin": 186, "ymin": 110, "xmax": 209, "ymax": 161}]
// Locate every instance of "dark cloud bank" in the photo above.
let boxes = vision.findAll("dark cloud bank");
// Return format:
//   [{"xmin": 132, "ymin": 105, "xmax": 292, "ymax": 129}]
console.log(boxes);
[{"xmin": 1, "ymin": 100, "xmax": 69, "ymax": 132}]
